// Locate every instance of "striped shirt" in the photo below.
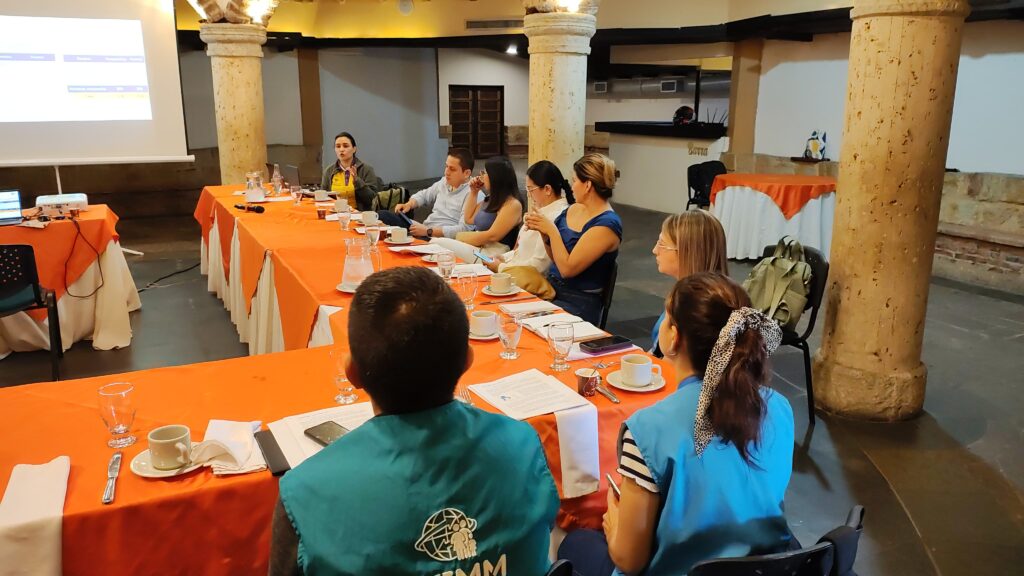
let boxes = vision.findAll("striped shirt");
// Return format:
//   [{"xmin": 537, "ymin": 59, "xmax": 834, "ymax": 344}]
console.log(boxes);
[{"xmin": 617, "ymin": 425, "xmax": 659, "ymax": 493}]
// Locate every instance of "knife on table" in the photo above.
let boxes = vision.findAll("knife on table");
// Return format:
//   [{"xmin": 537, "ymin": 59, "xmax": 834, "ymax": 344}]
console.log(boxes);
[
  {"xmin": 102, "ymin": 451, "xmax": 123, "ymax": 505},
  {"xmin": 596, "ymin": 384, "xmax": 620, "ymax": 404}
]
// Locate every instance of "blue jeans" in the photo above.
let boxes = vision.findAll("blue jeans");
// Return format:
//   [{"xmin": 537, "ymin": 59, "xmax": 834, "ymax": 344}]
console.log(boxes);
[
  {"xmin": 558, "ymin": 529, "xmax": 616, "ymax": 576},
  {"xmin": 551, "ymin": 279, "xmax": 604, "ymax": 325}
]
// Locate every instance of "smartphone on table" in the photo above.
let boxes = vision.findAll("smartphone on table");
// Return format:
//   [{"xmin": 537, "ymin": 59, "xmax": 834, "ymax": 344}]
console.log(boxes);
[
  {"xmin": 304, "ymin": 421, "xmax": 349, "ymax": 447},
  {"xmin": 580, "ymin": 335, "xmax": 633, "ymax": 355}
]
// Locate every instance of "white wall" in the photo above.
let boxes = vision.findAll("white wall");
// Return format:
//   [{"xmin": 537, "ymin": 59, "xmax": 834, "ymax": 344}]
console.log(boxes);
[
  {"xmin": 179, "ymin": 48, "xmax": 304, "ymax": 149},
  {"xmin": 437, "ymin": 48, "xmax": 530, "ymax": 126},
  {"xmin": 319, "ymin": 47, "xmax": 449, "ymax": 183},
  {"xmin": 754, "ymin": 22, "xmax": 1024, "ymax": 175}
]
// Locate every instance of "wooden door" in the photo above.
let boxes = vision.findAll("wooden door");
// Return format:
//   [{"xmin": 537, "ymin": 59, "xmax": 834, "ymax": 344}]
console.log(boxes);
[{"xmin": 449, "ymin": 85, "xmax": 504, "ymax": 158}]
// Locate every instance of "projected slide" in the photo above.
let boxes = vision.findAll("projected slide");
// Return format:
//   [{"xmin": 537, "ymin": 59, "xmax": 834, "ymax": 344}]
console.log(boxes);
[{"xmin": 0, "ymin": 16, "xmax": 152, "ymax": 123}]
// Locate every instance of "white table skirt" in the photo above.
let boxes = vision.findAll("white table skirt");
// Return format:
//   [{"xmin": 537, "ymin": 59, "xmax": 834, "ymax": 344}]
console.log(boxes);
[
  {"xmin": 710, "ymin": 186, "xmax": 835, "ymax": 260},
  {"xmin": 0, "ymin": 240, "xmax": 141, "ymax": 361}
]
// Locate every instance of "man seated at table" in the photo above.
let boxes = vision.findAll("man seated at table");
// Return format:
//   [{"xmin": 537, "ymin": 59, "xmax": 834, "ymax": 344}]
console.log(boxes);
[
  {"xmin": 378, "ymin": 148, "xmax": 475, "ymax": 239},
  {"xmin": 269, "ymin": 267, "xmax": 560, "ymax": 576}
]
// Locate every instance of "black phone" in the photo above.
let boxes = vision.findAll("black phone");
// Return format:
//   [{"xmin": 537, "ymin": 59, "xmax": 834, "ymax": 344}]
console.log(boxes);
[
  {"xmin": 580, "ymin": 335, "xmax": 633, "ymax": 355},
  {"xmin": 304, "ymin": 421, "xmax": 349, "ymax": 447}
]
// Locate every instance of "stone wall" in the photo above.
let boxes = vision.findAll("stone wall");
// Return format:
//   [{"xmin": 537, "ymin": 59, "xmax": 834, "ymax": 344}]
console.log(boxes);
[{"xmin": 722, "ymin": 152, "xmax": 1023, "ymax": 295}]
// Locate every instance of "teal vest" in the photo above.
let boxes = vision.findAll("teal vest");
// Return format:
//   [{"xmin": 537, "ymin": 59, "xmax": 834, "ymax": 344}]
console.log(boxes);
[{"xmin": 279, "ymin": 401, "xmax": 560, "ymax": 576}]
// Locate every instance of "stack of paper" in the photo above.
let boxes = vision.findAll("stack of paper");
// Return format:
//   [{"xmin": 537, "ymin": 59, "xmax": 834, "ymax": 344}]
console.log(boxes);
[
  {"xmin": 499, "ymin": 300, "xmax": 560, "ymax": 316},
  {"xmin": 267, "ymin": 403, "xmax": 375, "ymax": 469},
  {"xmin": 388, "ymin": 244, "xmax": 447, "ymax": 255},
  {"xmin": 430, "ymin": 263, "xmax": 493, "ymax": 277},
  {"xmin": 468, "ymin": 368, "xmax": 588, "ymax": 420},
  {"xmin": 519, "ymin": 312, "xmax": 607, "ymax": 342}
]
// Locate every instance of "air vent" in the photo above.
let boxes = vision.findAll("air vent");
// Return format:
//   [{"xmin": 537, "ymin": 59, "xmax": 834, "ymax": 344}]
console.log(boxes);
[
  {"xmin": 660, "ymin": 80, "xmax": 678, "ymax": 93},
  {"xmin": 593, "ymin": 81, "xmax": 608, "ymax": 94},
  {"xmin": 466, "ymin": 19, "xmax": 524, "ymax": 30}
]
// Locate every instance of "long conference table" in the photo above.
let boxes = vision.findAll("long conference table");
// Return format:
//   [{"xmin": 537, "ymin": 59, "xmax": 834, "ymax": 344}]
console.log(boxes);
[{"xmin": 0, "ymin": 186, "xmax": 674, "ymax": 575}]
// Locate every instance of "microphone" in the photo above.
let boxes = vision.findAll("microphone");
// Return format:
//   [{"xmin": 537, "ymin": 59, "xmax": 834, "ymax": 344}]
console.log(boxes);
[{"xmin": 234, "ymin": 204, "xmax": 265, "ymax": 213}]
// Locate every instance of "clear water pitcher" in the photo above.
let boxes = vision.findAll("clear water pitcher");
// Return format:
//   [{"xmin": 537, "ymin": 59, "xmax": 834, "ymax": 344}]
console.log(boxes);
[{"xmin": 340, "ymin": 238, "xmax": 378, "ymax": 290}]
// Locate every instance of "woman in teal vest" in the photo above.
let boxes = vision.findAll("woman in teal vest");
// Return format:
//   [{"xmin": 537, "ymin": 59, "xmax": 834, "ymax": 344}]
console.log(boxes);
[
  {"xmin": 269, "ymin": 267, "xmax": 560, "ymax": 576},
  {"xmin": 559, "ymin": 272, "xmax": 795, "ymax": 575}
]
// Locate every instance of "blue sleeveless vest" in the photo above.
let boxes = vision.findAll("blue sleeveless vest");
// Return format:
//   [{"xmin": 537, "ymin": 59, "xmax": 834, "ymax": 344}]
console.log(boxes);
[
  {"xmin": 621, "ymin": 376, "xmax": 795, "ymax": 575},
  {"xmin": 280, "ymin": 401, "xmax": 560, "ymax": 575}
]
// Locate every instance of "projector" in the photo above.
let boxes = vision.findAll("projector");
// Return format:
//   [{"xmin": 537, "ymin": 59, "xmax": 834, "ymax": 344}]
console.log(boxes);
[{"xmin": 36, "ymin": 193, "xmax": 89, "ymax": 217}]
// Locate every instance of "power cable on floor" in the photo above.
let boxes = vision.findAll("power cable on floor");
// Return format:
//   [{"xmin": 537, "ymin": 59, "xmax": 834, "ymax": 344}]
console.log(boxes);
[{"xmin": 137, "ymin": 262, "xmax": 200, "ymax": 293}]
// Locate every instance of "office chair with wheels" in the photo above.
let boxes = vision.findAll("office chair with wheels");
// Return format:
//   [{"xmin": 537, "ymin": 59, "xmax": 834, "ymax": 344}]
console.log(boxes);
[
  {"xmin": 687, "ymin": 160, "xmax": 727, "ymax": 210},
  {"xmin": 0, "ymin": 244, "xmax": 62, "ymax": 380}
]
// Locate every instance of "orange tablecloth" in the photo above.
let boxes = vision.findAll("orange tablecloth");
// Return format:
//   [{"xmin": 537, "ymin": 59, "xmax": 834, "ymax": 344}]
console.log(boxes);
[
  {"xmin": 0, "ymin": 344, "xmax": 674, "ymax": 574},
  {"xmin": 710, "ymin": 173, "xmax": 837, "ymax": 220},
  {"xmin": 0, "ymin": 205, "xmax": 119, "ymax": 320}
]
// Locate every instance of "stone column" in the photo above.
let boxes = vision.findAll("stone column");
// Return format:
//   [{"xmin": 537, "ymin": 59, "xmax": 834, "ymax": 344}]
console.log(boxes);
[
  {"xmin": 199, "ymin": 23, "xmax": 268, "ymax": 186},
  {"xmin": 813, "ymin": 0, "xmax": 970, "ymax": 421},
  {"xmin": 523, "ymin": 1, "xmax": 599, "ymax": 175}
]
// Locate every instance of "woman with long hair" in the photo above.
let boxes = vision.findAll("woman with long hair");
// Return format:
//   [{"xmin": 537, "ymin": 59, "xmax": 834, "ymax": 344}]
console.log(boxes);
[
  {"xmin": 650, "ymin": 211, "xmax": 728, "ymax": 356},
  {"xmin": 320, "ymin": 132, "xmax": 382, "ymax": 211},
  {"xmin": 431, "ymin": 155, "xmax": 523, "ymax": 260},
  {"xmin": 559, "ymin": 272, "xmax": 795, "ymax": 576},
  {"xmin": 524, "ymin": 153, "xmax": 622, "ymax": 324}
]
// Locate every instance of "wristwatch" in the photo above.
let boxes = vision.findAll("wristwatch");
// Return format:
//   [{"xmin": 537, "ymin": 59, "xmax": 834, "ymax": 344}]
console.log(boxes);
[{"xmin": 426, "ymin": 227, "xmax": 433, "ymax": 237}]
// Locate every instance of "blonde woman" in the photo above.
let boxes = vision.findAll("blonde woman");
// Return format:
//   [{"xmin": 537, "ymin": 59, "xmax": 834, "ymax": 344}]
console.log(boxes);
[{"xmin": 650, "ymin": 210, "xmax": 728, "ymax": 356}]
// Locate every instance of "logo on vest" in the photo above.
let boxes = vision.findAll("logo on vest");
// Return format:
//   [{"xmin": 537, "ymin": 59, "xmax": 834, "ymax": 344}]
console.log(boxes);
[{"xmin": 415, "ymin": 508, "xmax": 478, "ymax": 562}]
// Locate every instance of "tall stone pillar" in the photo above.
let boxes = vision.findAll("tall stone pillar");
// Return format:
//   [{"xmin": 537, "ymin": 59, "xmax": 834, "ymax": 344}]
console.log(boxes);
[
  {"xmin": 199, "ymin": 23, "xmax": 268, "ymax": 186},
  {"xmin": 813, "ymin": 0, "xmax": 970, "ymax": 421},
  {"xmin": 523, "ymin": 1, "xmax": 599, "ymax": 175}
]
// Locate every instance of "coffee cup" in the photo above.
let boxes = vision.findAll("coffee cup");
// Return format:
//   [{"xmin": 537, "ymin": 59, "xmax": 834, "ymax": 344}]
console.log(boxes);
[
  {"xmin": 575, "ymin": 368, "xmax": 600, "ymax": 397},
  {"xmin": 314, "ymin": 189, "xmax": 329, "ymax": 202},
  {"xmin": 469, "ymin": 310, "xmax": 498, "ymax": 337},
  {"xmin": 316, "ymin": 207, "xmax": 327, "ymax": 220},
  {"xmin": 335, "ymin": 198, "xmax": 349, "ymax": 213},
  {"xmin": 362, "ymin": 211, "xmax": 380, "ymax": 226},
  {"xmin": 390, "ymin": 227, "xmax": 408, "ymax": 243},
  {"xmin": 620, "ymin": 354, "xmax": 662, "ymax": 387},
  {"xmin": 490, "ymin": 273, "xmax": 514, "ymax": 294},
  {"xmin": 148, "ymin": 424, "xmax": 192, "ymax": 470}
]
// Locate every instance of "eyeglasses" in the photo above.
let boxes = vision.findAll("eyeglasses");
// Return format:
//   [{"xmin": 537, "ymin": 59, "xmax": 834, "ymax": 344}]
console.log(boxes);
[
  {"xmin": 526, "ymin": 185, "xmax": 541, "ymax": 193},
  {"xmin": 655, "ymin": 239, "xmax": 677, "ymax": 252}
]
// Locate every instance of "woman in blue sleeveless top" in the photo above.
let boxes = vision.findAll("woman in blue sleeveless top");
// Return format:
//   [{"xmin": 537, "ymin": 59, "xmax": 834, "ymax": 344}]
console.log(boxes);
[
  {"xmin": 649, "ymin": 211, "xmax": 728, "ymax": 357},
  {"xmin": 559, "ymin": 272, "xmax": 795, "ymax": 575},
  {"xmin": 524, "ymin": 153, "xmax": 622, "ymax": 324}
]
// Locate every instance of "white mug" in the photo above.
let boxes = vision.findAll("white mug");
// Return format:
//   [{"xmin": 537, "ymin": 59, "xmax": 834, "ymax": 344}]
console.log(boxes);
[
  {"xmin": 335, "ymin": 198, "xmax": 349, "ymax": 213},
  {"xmin": 620, "ymin": 354, "xmax": 662, "ymax": 387},
  {"xmin": 469, "ymin": 310, "xmax": 498, "ymax": 337},
  {"xmin": 490, "ymin": 273, "xmax": 514, "ymax": 294},
  {"xmin": 390, "ymin": 227, "xmax": 408, "ymax": 242},
  {"xmin": 148, "ymin": 424, "xmax": 191, "ymax": 470},
  {"xmin": 362, "ymin": 211, "xmax": 379, "ymax": 226},
  {"xmin": 314, "ymin": 189, "xmax": 329, "ymax": 202}
]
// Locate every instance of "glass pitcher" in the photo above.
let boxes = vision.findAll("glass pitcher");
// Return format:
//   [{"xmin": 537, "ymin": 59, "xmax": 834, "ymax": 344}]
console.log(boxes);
[{"xmin": 340, "ymin": 238, "xmax": 380, "ymax": 291}]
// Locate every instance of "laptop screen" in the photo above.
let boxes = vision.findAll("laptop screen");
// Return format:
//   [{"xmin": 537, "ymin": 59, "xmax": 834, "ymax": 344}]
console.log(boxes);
[{"xmin": 0, "ymin": 190, "xmax": 21, "ymax": 221}]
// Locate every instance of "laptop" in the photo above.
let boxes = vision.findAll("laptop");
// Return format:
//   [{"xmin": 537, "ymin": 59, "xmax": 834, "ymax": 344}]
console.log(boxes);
[
  {"xmin": 0, "ymin": 189, "xmax": 23, "ymax": 226},
  {"xmin": 281, "ymin": 164, "xmax": 301, "ymax": 188}
]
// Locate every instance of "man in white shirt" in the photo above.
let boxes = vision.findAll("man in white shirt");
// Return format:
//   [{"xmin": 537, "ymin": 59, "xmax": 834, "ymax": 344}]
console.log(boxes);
[{"xmin": 378, "ymin": 148, "xmax": 475, "ymax": 238}]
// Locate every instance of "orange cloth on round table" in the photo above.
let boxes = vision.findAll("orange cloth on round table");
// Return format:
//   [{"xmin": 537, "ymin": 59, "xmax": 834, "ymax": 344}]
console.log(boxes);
[
  {"xmin": 710, "ymin": 173, "xmax": 837, "ymax": 220},
  {"xmin": 0, "ymin": 205, "xmax": 119, "ymax": 320},
  {"xmin": 0, "ymin": 344, "xmax": 675, "ymax": 574}
]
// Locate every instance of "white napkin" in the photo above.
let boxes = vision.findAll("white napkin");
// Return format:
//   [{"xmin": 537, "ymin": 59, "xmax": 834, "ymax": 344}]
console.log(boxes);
[
  {"xmin": 554, "ymin": 405, "xmax": 600, "ymax": 498},
  {"xmin": 567, "ymin": 343, "xmax": 642, "ymax": 362},
  {"xmin": 193, "ymin": 420, "xmax": 266, "ymax": 476},
  {"xmin": 0, "ymin": 455, "xmax": 70, "ymax": 576},
  {"xmin": 499, "ymin": 300, "xmax": 560, "ymax": 316}
]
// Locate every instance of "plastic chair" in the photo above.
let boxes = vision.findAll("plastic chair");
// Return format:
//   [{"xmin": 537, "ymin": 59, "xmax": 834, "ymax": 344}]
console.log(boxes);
[
  {"xmin": 760, "ymin": 243, "xmax": 829, "ymax": 426},
  {"xmin": 687, "ymin": 160, "xmax": 727, "ymax": 210},
  {"xmin": 0, "ymin": 245, "xmax": 63, "ymax": 380},
  {"xmin": 598, "ymin": 261, "xmax": 618, "ymax": 330},
  {"xmin": 546, "ymin": 559, "xmax": 572, "ymax": 576}
]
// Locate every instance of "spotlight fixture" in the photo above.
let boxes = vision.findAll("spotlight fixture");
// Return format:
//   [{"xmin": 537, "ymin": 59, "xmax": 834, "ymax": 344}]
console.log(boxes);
[{"xmin": 506, "ymin": 45, "xmax": 518, "ymax": 55}]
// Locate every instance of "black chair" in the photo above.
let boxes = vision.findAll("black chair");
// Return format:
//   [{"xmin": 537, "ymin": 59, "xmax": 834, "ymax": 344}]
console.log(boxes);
[
  {"xmin": 546, "ymin": 559, "xmax": 573, "ymax": 576},
  {"xmin": 761, "ymin": 244, "xmax": 830, "ymax": 426},
  {"xmin": 690, "ymin": 505, "xmax": 865, "ymax": 576},
  {"xmin": 687, "ymin": 160, "xmax": 727, "ymax": 210},
  {"xmin": 598, "ymin": 261, "xmax": 618, "ymax": 330},
  {"xmin": 0, "ymin": 245, "xmax": 63, "ymax": 380}
]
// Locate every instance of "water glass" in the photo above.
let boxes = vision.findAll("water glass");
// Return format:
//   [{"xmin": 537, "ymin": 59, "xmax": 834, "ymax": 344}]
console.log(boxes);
[
  {"xmin": 338, "ymin": 212, "xmax": 352, "ymax": 231},
  {"xmin": 455, "ymin": 271, "xmax": 478, "ymax": 310},
  {"xmin": 498, "ymin": 315, "xmax": 523, "ymax": 360},
  {"xmin": 290, "ymin": 185, "xmax": 302, "ymax": 206},
  {"xmin": 98, "ymin": 382, "xmax": 137, "ymax": 448},
  {"xmin": 330, "ymin": 348, "xmax": 357, "ymax": 404},
  {"xmin": 547, "ymin": 322, "xmax": 574, "ymax": 372},
  {"xmin": 437, "ymin": 250, "xmax": 456, "ymax": 283},
  {"xmin": 365, "ymin": 226, "xmax": 382, "ymax": 245}
]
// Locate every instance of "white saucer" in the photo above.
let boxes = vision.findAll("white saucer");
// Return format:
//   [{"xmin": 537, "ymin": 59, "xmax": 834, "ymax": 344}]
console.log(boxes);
[
  {"xmin": 482, "ymin": 286, "xmax": 519, "ymax": 297},
  {"xmin": 130, "ymin": 446, "xmax": 202, "ymax": 479},
  {"xmin": 421, "ymin": 254, "xmax": 439, "ymax": 263},
  {"xmin": 336, "ymin": 283, "xmax": 358, "ymax": 294},
  {"xmin": 384, "ymin": 237, "xmax": 414, "ymax": 245},
  {"xmin": 606, "ymin": 370, "xmax": 666, "ymax": 393},
  {"xmin": 469, "ymin": 332, "xmax": 499, "ymax": 341}
]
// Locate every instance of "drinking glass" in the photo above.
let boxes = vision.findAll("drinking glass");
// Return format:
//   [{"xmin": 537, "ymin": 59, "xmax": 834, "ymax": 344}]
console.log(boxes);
[
  {"xmin": 365, "ymin": 225, "xmax": 382, "ymax": 245},
  {"xmin": 290, "ymin": 185, "xmax": 302, "ymax": 206},
  {"xmin": 437, "ymin": 250, "xmax": 456, "ymax": 283},
  {"xmin": 498, "ymin": 315, "xmax": 523, "ymax": 360},
  {"xmin": 98, "ymin": 382, "xmax": 137, "ymax": 448},
  {"xmin": 547, "ymin": 322, "xmax": 574, "ymax": 372},
  {"xmin": 330, "ymin": 348, "xmax": 357, "ymax": 404},
  {"xmin": 338, "ymin": 212, "xmax": 352, "ymax": 231},
  {"xmin": 455, "ymin": 271, "xmax": 478, "ymax": 310}
]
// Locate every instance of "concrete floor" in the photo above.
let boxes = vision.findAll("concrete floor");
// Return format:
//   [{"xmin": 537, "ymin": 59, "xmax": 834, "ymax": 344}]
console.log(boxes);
[{"xmin": 2, "ymin": 194, "xmax": 1022, "ymax": 575}]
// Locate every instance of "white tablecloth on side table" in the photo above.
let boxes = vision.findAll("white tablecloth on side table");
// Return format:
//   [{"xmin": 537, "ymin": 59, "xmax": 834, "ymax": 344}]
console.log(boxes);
[{"xmin": 711, "ymin": 187, "xmax": 835, "ymax": 260}]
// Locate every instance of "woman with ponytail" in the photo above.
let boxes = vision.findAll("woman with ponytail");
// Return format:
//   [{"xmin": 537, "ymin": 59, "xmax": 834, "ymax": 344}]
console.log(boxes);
[{"xmin": 559, "ymin": 272, "xmax": 795, "ymax": 576}]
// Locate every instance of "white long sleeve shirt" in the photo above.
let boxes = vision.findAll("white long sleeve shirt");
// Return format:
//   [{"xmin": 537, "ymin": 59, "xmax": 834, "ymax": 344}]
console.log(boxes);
[
  {"xmin": 497, "ymin": 197, "xmax": 570, "ymax": 273},
  {"xmin": 410, "ymin": 178, "xmax": 472, "ymax": 238}
]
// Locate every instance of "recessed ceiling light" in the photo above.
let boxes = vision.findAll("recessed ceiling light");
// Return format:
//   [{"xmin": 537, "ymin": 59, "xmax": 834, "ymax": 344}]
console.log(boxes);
[{"xmin": 506, "ymin": 45, "xmax": 518, "ymax": 55}]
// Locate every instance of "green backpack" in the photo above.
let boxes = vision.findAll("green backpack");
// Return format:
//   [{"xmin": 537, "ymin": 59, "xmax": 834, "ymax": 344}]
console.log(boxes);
[
  {"xmin": 742, "ymin": 237, "xmax": 812, "ymax": 332},
  {"xmin": 371, "ymin": 184, "xmax": 408, "ymax": 212}
]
